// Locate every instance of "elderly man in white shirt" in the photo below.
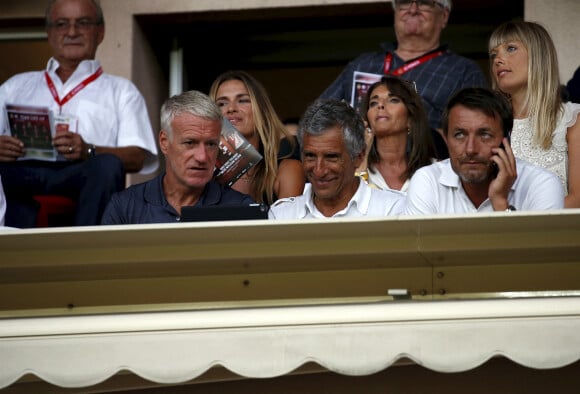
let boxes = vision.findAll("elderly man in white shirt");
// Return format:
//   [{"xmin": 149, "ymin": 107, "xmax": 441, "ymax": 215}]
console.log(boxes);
[
  {"xmin": 0, "ymin": 0, "xmax": 158, "ymax": 227},
  {"xmin": 269, "ymin": 99, "xmax": 404, "ymax": 219},
  {"xmin": 404, "ymin": 87, "xmax": 564, "ymax": 215}
]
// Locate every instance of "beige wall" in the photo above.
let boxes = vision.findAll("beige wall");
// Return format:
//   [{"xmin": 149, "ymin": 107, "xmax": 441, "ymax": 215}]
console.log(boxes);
[
  {"xmin": 0, "ymin": 0, "xmax": 45, "ymax": 17},
  {"xmin": 525, "ymin": 0, "xmax": 580, "ymax": 82}
]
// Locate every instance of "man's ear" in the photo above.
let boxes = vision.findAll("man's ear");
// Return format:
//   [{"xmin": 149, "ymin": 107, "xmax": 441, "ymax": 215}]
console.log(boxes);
[{"xmin": 159, "ymin": 130, "xmax": 169, "ymax": 155}]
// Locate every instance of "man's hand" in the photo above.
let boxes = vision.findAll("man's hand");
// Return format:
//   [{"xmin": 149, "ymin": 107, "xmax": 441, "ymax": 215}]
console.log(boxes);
[
  {"xmin": 0, "ymin": 135, "xmax": 25, "ymax": 162},
  {"xmin": 53, "ymin": 130, "xmax": 87, "ymax": 161},
  {"xmin": 488, "ymin": 137, "xmax": 517, "ymax": 211}
]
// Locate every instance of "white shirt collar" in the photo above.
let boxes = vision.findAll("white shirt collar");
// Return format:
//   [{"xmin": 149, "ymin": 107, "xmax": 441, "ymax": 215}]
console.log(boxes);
[
  {"xmin": 46, "ymin": 58, "xmax": 102, "ymax": 83},
  {"xmin": 302, "ymin": 179, "xmax": 370, "ymax": 218}
]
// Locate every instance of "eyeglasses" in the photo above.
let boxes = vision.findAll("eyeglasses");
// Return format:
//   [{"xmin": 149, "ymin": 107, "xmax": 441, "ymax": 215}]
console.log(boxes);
[
  {"xmin": 47, "ymin": 19, "xmax": 102, "ymax": 33},
  {"xmin": 396, "ymin": 0, "xmax": 444, "ymax": 12}
]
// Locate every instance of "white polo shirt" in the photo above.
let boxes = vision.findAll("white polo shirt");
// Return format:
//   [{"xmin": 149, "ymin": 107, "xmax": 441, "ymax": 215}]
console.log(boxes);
[
  {"xmin": 269, "ymin": 179, "xmax": 405, "ymax": 219},
  {"xmin": 404, "ymin": 158, "xmax": 564, "ymax": 215}
]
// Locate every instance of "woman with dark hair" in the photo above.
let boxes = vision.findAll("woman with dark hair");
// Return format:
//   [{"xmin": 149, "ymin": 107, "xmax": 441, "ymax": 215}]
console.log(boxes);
[{"xmin": 358, "ymin": 76, "xmax": 436, "ymax": 193}]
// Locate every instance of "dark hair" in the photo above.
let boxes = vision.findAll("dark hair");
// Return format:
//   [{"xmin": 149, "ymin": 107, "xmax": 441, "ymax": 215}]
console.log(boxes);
[
  {"xmin": 298, "ymin": 99, "xmax": 366, "ymax": 161},
  {"xmin": 361, "ymin": 76, "xmax": 436, "ymax": 179},
  {"xmin": 441, "ymin": 87, "xmax": 513, "ymax": 138}
]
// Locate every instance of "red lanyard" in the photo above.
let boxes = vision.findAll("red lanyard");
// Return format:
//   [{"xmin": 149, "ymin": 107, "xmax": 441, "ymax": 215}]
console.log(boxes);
[
  {"xmin": 383, "ymin": 50, "xmax": 446, "ymax": 76},
  {"xmin": 45, "ymin": 67, "xmax": 103, "ymax": 112}
]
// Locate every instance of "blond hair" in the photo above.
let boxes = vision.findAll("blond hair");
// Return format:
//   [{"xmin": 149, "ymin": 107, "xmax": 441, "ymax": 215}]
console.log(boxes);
[
  {"xmin": 489, "ymin": 21, "xmax": 562, "ymax": 149},
  {"xmin": 209, "ymin": 71, "xmax": 296, "ymax": 204}
]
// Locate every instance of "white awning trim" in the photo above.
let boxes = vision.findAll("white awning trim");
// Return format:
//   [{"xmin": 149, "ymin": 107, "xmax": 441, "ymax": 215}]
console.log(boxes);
[
  {"xmin": 2, "ymin": 296, "xmax": 579, "ymax": 337},
  {"xmin": 1, "ymin": 297, "xmax": 580, "ymax": 389}
]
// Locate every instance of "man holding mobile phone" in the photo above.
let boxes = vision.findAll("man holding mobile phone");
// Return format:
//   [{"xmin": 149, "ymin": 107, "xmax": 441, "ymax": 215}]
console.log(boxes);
[{"xmin": 404, "ymin": 87, "xmax": 564, "ymax": 214}]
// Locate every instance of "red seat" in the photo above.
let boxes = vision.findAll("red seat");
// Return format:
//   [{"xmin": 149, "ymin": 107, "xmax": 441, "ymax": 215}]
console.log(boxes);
[{"xmin": 33, "ymin": 195, "xmax": 77, "ymax": 227}]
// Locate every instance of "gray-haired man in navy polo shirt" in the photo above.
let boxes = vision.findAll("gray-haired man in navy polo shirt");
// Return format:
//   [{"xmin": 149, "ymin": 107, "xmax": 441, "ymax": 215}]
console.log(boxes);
[{"xmin": 101, "ymin": 90, "xmax": 254, "ymax": 224}]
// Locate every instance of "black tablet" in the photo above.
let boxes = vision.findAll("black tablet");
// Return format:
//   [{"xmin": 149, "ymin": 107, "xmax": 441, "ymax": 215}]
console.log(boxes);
[{"xmin": 180, "ymin": 204, "xmax": 269, "ymax": 222}]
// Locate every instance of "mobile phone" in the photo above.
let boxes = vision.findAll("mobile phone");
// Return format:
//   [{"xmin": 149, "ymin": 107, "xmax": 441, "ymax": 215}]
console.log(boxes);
[
  {"xmin": 491, "ymin": 162, "xmax": 499, "ymax": 179},
  {"xmin": 490, "ymin": 142, "xmax": 505, "ymax": 179}
]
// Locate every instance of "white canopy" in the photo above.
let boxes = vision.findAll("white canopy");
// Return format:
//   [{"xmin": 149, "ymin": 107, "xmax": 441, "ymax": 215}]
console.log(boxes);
[{"xmin": 1, "ymin": 296, "xmax": 580, "ymax": 389}]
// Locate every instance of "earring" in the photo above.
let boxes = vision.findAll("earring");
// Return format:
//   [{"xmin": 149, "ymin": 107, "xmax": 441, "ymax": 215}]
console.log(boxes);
[
  {"xmin": 407, "ymin": 127, "xmax": 411, "ymax": 135},
  {"xmin": 366, "ymin": 127, "xmax": 373, "ymax": 134}
]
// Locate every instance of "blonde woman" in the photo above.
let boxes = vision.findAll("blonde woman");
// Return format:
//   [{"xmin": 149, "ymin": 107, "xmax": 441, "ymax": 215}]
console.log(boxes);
[
  {"xmin": 209, "ymin": 71, "xmax": 304, "ymax": 205},
  {"xmin": 489, "ymin": 21, "xmax": 580, "ymax": 207}
]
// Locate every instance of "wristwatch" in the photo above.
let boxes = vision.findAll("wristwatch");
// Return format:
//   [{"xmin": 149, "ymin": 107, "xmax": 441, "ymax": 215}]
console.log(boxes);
[
  {"xmin": 87, "ymin": 144, "xmax": 97, "ymax": 159},
  {"xmin": 505, "ymin": 205, "xmax": 517, "ymax": 212}
]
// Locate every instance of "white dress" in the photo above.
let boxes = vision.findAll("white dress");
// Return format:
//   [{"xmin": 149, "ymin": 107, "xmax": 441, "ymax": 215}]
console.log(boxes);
[{"xmin": 511, "ymin": 102, "xmax": 580, "ymax": 194}]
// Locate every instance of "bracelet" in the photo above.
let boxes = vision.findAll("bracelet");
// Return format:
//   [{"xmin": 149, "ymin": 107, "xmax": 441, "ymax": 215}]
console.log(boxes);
[{"xmin": 505, "ymin": 205, "xmax": 516, "ymax": 212}]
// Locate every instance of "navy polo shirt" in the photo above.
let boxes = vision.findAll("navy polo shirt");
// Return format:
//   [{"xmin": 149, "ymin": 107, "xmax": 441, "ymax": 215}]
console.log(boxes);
[{"xmin": 101, "ymin": 173, "xmax": 255, "ymax": 225}]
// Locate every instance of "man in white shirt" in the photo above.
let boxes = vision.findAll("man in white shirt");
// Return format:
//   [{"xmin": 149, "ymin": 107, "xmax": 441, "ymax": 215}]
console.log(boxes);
[
  {"xmin": 404, "ymin": 87, "xmax": 564, "ymax": 215},
  {"xmin": 0, "ymin": 0, "xmax": 158, "ymax": 227},
  {"xmin": 269, "ymin": 99, "xmax": 404, "ymax": 219}
]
